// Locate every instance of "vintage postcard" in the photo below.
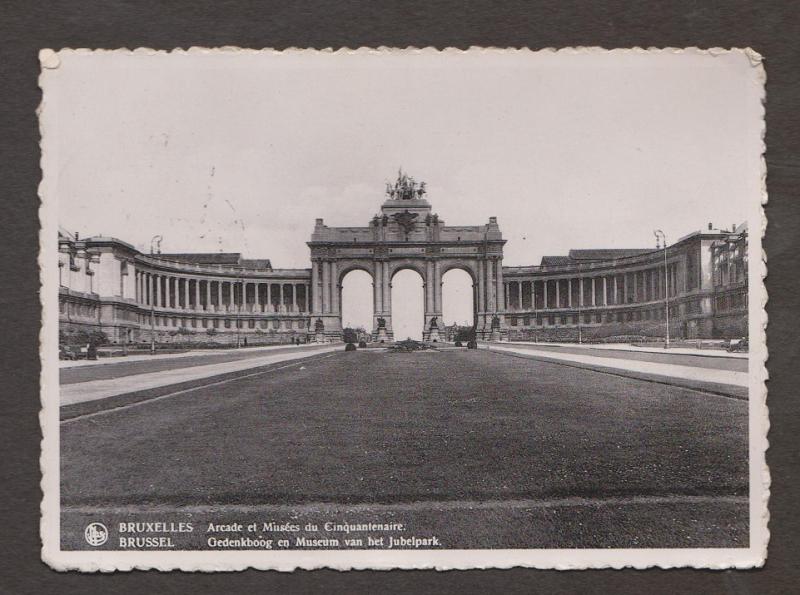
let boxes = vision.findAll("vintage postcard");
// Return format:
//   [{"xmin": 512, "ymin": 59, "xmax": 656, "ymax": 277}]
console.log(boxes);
[{"xmin": 39, "ymin": 47, "xmax": 767, "ymax": 571}]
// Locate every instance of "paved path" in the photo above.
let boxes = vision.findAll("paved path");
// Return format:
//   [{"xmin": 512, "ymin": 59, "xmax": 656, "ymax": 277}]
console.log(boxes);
[
  {"xmin": 60, "ymin": 343, "xmax": 319, "ymax": 368},
  {"xmin": 61, "ymin": 344, "xmax": 332, "ymax": 385},
  {"xmin": 60, "ymin": 344, "xmax": 341, "ymax": 406},
  {"xmin": 485, "ymin": 344, "xmax": 748, "ymax": 388},
  {"xmin": 502, "ymin": 340, "xmax": 748, "ymax": 359}
]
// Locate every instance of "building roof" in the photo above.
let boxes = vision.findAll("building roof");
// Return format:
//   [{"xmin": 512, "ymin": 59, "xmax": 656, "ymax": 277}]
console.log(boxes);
[
  {"xmin": 156, "ymin": 253, "xmax": 243, "ymax": 265},
  {"xmin": 540, "ymin": 249, "xmax": 653, "ymax": 267},
  {"xmin": 240, "ymin": 258, "xmax": 273, "ymax": 269},
  {"xmin": 540, "ymin": 256, "xmax": 573, "ymax": 266},
  {"xmin": 567, "ymin": 248, "xmax": 653, "ymax": 261},
  {"xmin": 154, "ymin": 253, "xmax": 273, "ymax": 270}
]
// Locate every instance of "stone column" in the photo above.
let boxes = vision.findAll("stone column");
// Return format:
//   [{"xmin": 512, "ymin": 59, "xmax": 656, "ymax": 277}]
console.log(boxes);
[
  {"xmin": 486, "ymin": 258, "xmax": 494, "ymax": 311},
  {"xmin": 603, "ymin": 276, "xmax": 608, "ymax": 305},
  {"xmin": 382, "ymin": 261, "xmax": 391, "ymax": 315},
  {"xmin": 633, "ymin": 271, "xmax": 638, "ymax": 303},
  {"xmin": 477, "ymin": 259, "xmax": 485, "ymax": 314},
  {"xmin": 623, "ymin": 273, "xmax": 628, "ymax": 304},
  {"xmin": 613, "ymin": 275, "xmax": 618, "ymax": 305},
  {"xmin": 205, "ymin": 280, "xmax": 211, "ymax": 311},
  {"xmin": 216, "ymin": 281, "xmax": 222, "ymax": 312},
  {"xmin": 495, "ymin": 259, "xmax": 503, "ymax": 313},
  {"xmin": 435, "ymin": 260, "xmax": 443, "ymax": 314},
  {"xmin": 322, "ymin": 262, "xmax": 330, "ymax": 314},
  {"xmin": 543, "ymin": 279, "xmax": 548, "ymax": 309},
  {"xmin": 291, "ymin": 284, "xmax": 297, "ymax": 313},
  {"xmin": 311, "ymin": 262, "xmax": 319, "ymax": 313},
  {"xmin": 567, "ymin": 279, "xmax": 572, "ymax": 308},
  {"xmin": 591, "ymin": 277, "xmax": 596, "ymax": 306},
  {"xmin": 373, "ymin": 261, "xmax": 382, "ymax": 316},
  {"xmin": 195, "ymin": 279, "xmax": 200, "ymax": 311},
  {"xmin": 425, "ymin": 260, "xmax": 434, "ymax": 313},
  {"xmin": 330, "ymin": 262, "xmax": 339, "ymax": 314},
  {"xmin": 517, "ymin": 281, "xmax": 523, "ymax": 311},
  {"xmin": 228, "ymin": 281, "xmax": 234, "ymax": 311},
  {"xmin": 154, "ymin": 274, "xmax": 162, "ymax": 308},
  {"xmin": 555, "ymin": 278, "xmax": 560, "ymax": 309}
]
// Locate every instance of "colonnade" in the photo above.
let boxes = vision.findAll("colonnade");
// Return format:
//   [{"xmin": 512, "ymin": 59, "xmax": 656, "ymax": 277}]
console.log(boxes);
[
  {"xmin": 133, "ymin": 271, "xmax": 311, "ymax": 314},
  {"xmin": 503, "ymin": 264, "xmax": 680, "ymax": 312}
]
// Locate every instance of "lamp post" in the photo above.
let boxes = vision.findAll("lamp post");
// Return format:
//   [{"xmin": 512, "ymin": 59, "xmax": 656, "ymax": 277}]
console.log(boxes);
[
  {"xmin": 653, "ymin": 230, "xmax": 670, "ymax": 348},
  {"xmin": 236, "ymin": 274, "xmax": 243, "ymax": 348},
  {"xmin": 149, "ymin": 235, "xmax": 163, "ymax": 355},
  {"xmin": 577, "ymin": 264, "xmax": 583, "ymax": 345}
]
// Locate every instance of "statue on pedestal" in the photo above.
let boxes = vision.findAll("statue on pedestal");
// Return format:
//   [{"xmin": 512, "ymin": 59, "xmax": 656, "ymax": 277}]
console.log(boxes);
[{"xmin": 385, "ymin": 169, "xmax": 427, "ymax": 201}]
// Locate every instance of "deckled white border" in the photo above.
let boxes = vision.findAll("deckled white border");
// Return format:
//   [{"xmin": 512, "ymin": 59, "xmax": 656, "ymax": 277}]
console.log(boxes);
[{"xmin": 38, "ymin": 46, "xmax": 768, "ymax": 572}]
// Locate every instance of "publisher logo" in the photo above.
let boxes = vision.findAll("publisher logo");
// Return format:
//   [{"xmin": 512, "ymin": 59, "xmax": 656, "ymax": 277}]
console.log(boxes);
[{"xmin": 84, "ymin": 522, "xmax": 108, "ymax": 547}]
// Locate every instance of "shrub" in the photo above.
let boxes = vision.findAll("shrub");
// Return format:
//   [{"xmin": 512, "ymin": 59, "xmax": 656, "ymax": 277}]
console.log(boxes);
[
  {"xmin": 358, "ymin": 340, "xmax": 367, "ymax": 348},
  {"xmin": 345, "ymin": 342, "xmax": 357, "ymax": 351},
  {"xmin": 467, "ymin": 340, "xmax": 478, "ymax": 349},
  {"xmin": 454, "ymin": 340, "xmax": 462, "ymax": 347}
]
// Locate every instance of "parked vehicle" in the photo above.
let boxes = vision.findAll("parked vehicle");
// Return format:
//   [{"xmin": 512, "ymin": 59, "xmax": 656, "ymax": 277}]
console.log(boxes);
[
  {"xmin": 727, "ymin": 337, "xmax": 749, "ymax": 352},
  {"xmin": 59, "ymin": 345, "xmax": 83, "ymax": 360}
]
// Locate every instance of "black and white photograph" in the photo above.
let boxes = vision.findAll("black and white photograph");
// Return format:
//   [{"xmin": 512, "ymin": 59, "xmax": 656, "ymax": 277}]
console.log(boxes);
[{"xmin": 39, "ymin": 48, "xmax": 767, "ymax": 570}]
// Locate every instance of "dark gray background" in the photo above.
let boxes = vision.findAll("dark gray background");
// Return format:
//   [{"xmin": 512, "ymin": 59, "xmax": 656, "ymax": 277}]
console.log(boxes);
[{"xmin": 1, "ymin": 1, "xmax": 797, "ymax": 593}]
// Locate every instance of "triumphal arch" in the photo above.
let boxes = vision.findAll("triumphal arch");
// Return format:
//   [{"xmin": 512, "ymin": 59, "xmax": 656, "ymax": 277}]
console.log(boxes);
[{"xmin": 307, "ymin": 171, "xmax": 508, "ymax": 342}]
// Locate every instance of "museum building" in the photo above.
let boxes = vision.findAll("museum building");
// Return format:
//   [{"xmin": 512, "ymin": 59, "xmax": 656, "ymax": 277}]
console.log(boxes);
[{"xmin": 58, "ymin": 173, "xmax": 748, "ymax": 346}]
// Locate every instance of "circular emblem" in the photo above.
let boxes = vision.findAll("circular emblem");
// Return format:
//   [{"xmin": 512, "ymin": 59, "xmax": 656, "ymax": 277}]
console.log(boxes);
[{"xmin": 84, "ymin": 522, "xmax": 108, "ymax": 547}]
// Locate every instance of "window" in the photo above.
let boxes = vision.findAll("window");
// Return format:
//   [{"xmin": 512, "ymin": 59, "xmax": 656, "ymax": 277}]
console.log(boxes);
[
  {"xmin": 224, "ymin": 319, "xmax": 231, "ymax": 329},
  {"xmin": 535, "ymin": 314, "xmax": 542, "ymax": 326},
  {"xmin": 272, "ymin": 320, "xmax": 280, "ymax": 329},
  {"xmin": 248, "ymin": 319, "xmax": 255, "ymax": 329},
  {"xmin": 547, "ymin": 314, "xmax": 555, "ymax": 326},
  {"xmin": 559, "ymin": 315, "xmax": 567, "ymax": 325},
  {"xmin": 510, "ymin": 317, "xmax": 518, "ymax": 326},
  {"xmin": 523, "ymin": 316, "xmax": 531, "ymax": 326},
  {"xmin": 260, "ymin": 320, "xmax": 268, "ymax": 329},
  {"xmin": 213, "ymin": 319, "xmax": 219, "ymax": 328}
]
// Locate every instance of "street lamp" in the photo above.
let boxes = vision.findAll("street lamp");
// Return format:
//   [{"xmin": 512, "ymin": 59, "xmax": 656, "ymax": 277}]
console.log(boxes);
[
  {"xmin": 653, "ymin": 230, "xmax": 670, "ymax": 348},
  {"xmin": 149, "ymin": 235, "xmax": 163, "ymax": 355},
  {"xmin": 236, "ymin": 274, "xmax": 243, "ymax": 348},
  {"xmin": 576, "ymin": 263, "xmax": 583, "ymax": 345}
]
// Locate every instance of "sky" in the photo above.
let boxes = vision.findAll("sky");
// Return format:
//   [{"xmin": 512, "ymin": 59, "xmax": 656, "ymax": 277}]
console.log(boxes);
[{"xmin": 46, "ymin": 49, "xmax": 763, "ymax": 337}]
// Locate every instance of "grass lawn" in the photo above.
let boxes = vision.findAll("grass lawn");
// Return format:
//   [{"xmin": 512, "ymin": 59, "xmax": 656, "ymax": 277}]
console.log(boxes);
[{"xmin": 61, "ymin": 349, "xmax": 748, "ymax": 507}]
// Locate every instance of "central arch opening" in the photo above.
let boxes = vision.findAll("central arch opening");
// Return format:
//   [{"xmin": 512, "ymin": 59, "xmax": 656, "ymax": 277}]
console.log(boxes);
[
  {"xmin": 391, "ymin": 269, "xmax": 424, "ymax": 341},
  {"xmin": 340, "ymin": 269, "xmax": 373, "ymax": 342},
  {"xmin": 442, "ymin": 268, "xmax": 475, "ymax": 340}
]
